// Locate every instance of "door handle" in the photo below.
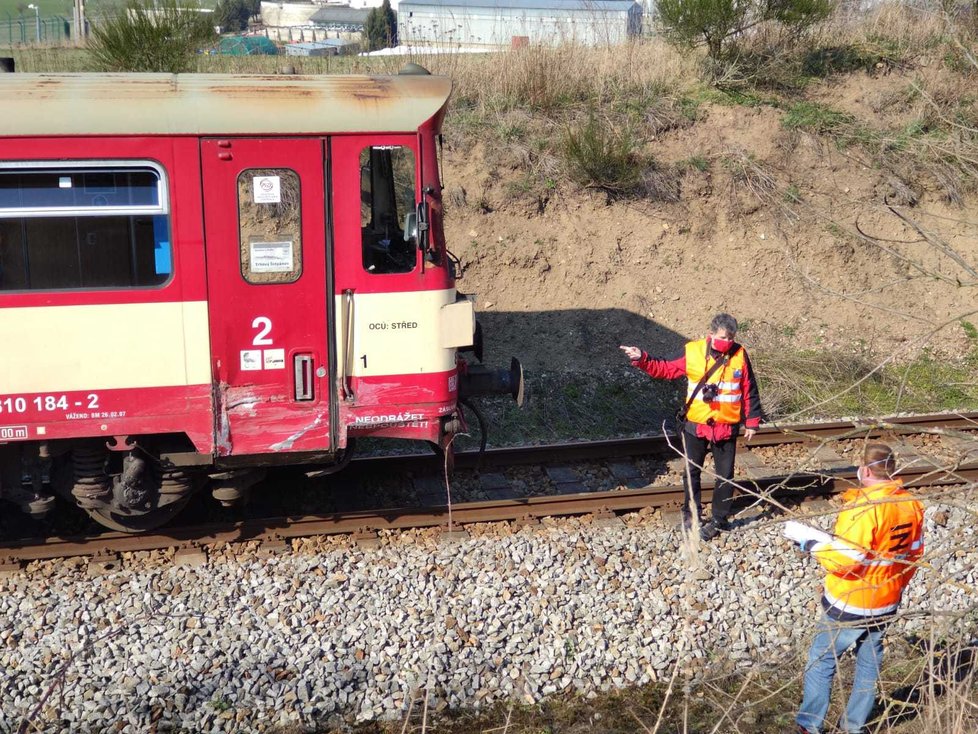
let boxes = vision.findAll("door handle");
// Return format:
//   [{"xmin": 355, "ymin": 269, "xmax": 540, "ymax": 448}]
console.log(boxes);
[
  {"xmin": 342, "ymin": 289, "xmax": 356, "ymax": 401},
  {"xmin": 293, "ymin": 354, "xmax": 314, "ymax": 401}
]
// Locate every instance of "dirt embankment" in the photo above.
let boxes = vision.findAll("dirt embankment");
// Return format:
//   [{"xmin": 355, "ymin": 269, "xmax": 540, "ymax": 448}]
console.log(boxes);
[{"xmin": 440, "ymin": 70, "xmax": 978, "ymax": 375}]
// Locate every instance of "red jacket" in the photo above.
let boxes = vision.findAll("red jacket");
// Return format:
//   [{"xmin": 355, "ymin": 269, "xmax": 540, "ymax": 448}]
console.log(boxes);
[{"xmin": 632, "ymin": 344, "xmax": 763, "ymax": 441}]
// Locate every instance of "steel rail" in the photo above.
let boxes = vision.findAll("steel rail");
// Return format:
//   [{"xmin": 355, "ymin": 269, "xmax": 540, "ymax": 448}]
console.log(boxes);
[{"xmin": 2, "ymin": 459, "xmax": 975, "ymax": 566}]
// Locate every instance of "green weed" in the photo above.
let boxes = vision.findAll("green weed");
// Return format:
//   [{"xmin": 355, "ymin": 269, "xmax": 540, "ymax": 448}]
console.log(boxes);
[
  {"xmin": 782, "ymin": 102, "xmax": 855, "ymax": 135},
  {"xmin": 756, "ymin": 348, "xmax": 978, "ymax": 419},
  {"xmin": 209, "ymin": 697, "xmax": 232, "ymax": 712},
  {"xmin": 682, "ymin": 155, "xmax": 710, "ymax": 172},
  {"xmin": 561, "ymin": 114, "xmax": 644, "ymax": 195}
]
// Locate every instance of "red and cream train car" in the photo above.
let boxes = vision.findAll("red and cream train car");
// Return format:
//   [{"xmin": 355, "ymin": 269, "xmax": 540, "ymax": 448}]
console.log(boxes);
[{"xmin": 0, "ymin": 67, "xmax": 520, "ymax": 531}]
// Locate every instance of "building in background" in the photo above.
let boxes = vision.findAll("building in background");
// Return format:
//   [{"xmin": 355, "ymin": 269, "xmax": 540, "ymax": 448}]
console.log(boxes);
[
  {"xmin": 261, "ymin": 2, "xmax": 369, "ymax": 43},
  {"xmin": 285, "ymin": 37, "xmax": 359, "ymax": 54},
  {"xmin": 398, "ymin": 0, "xmax": 642, "ymax": 48},
  {"xmin": 346, "ymin": 0, "xmax": 405, "ymax": 8}
]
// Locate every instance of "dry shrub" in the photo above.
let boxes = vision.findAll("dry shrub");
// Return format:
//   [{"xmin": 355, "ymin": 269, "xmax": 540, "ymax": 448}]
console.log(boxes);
[
  {"xmin": 645, "ymin": 95, "xmax": 702, "ymax": 136},
  {"xmin": 722, "ymin": 2, "xmax": 976, "ymax": 90},
  {"xmin": 819, "ymin": 3, "xmax": 952, "ymax": 64},
  {"xmin": 642, "ymin": 165, "xmax": 682, "ymax": 202},
  {"xmin": 722, "ymin": 150, "xmax": 779, "ymax": 204}
]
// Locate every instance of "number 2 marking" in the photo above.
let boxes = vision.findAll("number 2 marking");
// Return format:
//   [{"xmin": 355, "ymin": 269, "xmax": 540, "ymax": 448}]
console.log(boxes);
[
  {"xmin": 889, "ymin": 523, "xmax": 913, "ymax": 552},
  {"xmin": 252, "ymin": 316, "xmax": 273, "ymax": 346}
]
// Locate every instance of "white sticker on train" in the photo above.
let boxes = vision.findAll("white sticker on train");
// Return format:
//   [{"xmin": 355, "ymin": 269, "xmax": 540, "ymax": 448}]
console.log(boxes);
[
  {"xmin": 253, "ymin": 175, "xmax": 281, "ymax": 204},
  {"xmin": 263, "ymin": 349, "xmax": 285, "ymax": 370},
  {"xmin": 250, "ymin": 241, "xmax": 293, "ymax": 273},
  {"xmin": 240, "ymin": 350, "xmax": 262, "ymax": 371}
]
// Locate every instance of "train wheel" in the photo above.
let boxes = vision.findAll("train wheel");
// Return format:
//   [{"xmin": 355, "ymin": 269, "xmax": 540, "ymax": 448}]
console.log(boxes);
[
  {"xmin": 85, "ymin": 499, "xmax": 189, "ymax": 533},
  {"xmin": 81, "ymin": 466, "xmax": 198, "ymax": 533}
]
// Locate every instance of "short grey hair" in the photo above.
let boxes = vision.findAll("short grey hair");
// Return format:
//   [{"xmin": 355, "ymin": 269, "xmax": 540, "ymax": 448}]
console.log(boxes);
[{"xmin": 709, "ymin": 313, "xmax": 738, "ymax": 335}]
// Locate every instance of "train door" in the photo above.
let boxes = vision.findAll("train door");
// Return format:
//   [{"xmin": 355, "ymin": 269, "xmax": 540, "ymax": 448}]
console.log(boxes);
[
  {"xmin": 201, "ymin": 138, "xmax": 332, "ymax": 457},
  {"xmin": 329, "ymin": 135, "xmax": 438, "ymax": 414}
]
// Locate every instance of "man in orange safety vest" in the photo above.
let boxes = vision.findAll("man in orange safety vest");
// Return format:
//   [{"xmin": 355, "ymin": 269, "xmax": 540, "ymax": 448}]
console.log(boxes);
[
  {"xmin": 620, "ymin": 312, "xmax": 763, "ymax": 540},
  {"xmin": 786, "ymin": 442, "xmax": 924, "ymax": 734}
]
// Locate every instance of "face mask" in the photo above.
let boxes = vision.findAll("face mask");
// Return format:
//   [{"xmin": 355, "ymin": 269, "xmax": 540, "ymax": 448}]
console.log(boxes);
[
  {"xmin": 711, "ymin": 337, "xmax": 733, "ymax": 353},
  {"xmin": 859, "ymin": 458, "xmax": 890, "ymax": 484}
]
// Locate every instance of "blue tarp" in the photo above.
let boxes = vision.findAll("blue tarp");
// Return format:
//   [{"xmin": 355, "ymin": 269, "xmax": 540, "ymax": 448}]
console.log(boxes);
[{"xmin": 215, "ymin": 36, "xmax": 278, "ymax": 56}]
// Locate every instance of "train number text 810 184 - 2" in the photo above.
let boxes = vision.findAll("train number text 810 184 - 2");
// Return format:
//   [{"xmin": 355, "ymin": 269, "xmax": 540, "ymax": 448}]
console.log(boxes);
[{"xmin": 0, "ymin": 393, "xmax": 100, "ymax": 414}]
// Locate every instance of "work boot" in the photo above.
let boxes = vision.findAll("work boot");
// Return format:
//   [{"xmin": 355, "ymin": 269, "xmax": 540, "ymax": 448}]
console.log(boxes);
[{"xmin": 700, "ymin": 520, "xmax": 719, "ymax": 541}]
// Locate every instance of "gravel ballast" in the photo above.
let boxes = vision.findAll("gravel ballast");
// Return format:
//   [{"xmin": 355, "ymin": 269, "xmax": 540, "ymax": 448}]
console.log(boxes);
[{"xmin": 0, "ymin": 497, "xmax": 973, "ymax": 733}]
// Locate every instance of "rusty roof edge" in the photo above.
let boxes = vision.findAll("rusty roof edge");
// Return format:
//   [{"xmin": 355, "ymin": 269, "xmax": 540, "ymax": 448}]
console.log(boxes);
[{"xmin": 1, "ymin": 73, "xmax": 453, "ymax": 137}]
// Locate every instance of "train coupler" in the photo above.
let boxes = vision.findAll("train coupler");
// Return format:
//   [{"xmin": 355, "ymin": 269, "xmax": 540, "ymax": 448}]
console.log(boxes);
[{"xmin": 458, "ymin": 357, "xmax": 524, "ymax": 406}]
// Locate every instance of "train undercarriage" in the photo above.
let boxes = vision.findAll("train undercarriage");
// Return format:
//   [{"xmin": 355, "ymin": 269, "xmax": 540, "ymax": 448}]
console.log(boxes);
[{"xmin": 0, "ymin": 358, "xmax": 523, "ymax": 532}]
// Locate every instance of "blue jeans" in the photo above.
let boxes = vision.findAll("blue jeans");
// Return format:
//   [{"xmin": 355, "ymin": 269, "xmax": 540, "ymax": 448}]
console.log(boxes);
[{"xmin": 796, "ymin": 613, "xmax": 886, "ymax": 734}]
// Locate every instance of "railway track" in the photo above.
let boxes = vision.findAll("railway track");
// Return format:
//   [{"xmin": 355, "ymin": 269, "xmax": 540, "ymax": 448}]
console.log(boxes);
[{"xmin": 1, "ymin": 412, "xmax": 976, "ymax": 571}]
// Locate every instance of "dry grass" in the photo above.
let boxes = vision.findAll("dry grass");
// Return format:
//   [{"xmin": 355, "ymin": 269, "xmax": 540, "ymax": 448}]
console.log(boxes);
[
  {"xmin": 346, "ymin": 620, "xmax": 978, "ymax": 733},
  {"xmin": 442, "ymin": 41, "xmax": 697, "ymax": 113},
  {"xmin": 6, "ymin": 7, "xmax": 973, "ymax": 199}
]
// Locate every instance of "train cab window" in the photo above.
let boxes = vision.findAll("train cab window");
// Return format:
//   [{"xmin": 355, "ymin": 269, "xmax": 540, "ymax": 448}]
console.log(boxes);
[
  {"xmin": 0, "ymin": 165, "xmax": 171, "ymax": 291},
  {"xmin": 238, "ymin": 169, "xmax": 302, "ymax": 284},
  {"xmin": 360, "ymin": 146, "xmax": 417, "ymax": 274}
]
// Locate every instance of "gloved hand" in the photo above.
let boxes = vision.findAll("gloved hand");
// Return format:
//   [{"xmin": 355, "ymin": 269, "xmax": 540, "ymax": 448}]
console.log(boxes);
[{"xmin": 784, "ymin": 520, "xmax": 831, "ymax": 551}]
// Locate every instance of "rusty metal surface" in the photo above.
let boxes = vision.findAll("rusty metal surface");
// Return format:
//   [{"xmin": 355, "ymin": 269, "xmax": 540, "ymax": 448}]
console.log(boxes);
[{"xmin": 0, "ymin": 73, "xmax": 452, "ymax": 136}]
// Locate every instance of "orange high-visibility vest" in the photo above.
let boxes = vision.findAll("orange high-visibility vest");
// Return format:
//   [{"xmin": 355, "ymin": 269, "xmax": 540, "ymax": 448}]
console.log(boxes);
[
  {"xmin": 813, "ymin": 480, "xmax": 924, "ymax": 618},
  {"xmin": 684, "ymin": 338, "xmax": 747, "ymax": 425}
]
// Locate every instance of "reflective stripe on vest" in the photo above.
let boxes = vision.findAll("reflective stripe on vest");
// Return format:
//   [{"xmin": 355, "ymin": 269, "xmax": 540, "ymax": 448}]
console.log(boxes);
[{"xmin": 684, "ymin": 339, "xmax": 746, "ymax": 425}]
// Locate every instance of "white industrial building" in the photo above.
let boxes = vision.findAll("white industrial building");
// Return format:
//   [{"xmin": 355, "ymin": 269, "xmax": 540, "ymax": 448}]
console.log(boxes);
[
  {"xmin": 260, "ymin": 2, "xmax": 370, "ymax": 43},
  {"xmin": 398, "ymin": 0, "xmax": 642, "ymax": 47}
]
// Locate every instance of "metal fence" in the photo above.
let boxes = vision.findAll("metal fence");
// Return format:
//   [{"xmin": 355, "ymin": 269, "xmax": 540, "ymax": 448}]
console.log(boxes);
[{"xmin": 1, "ymin": 13, "xmax": 77, "ymax": 46}]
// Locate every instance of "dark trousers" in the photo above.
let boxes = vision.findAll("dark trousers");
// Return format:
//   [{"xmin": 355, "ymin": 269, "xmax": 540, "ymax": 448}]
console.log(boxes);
[{"xmin": 680, "ymin": 428, "xmax": 737, "ymax": 526}]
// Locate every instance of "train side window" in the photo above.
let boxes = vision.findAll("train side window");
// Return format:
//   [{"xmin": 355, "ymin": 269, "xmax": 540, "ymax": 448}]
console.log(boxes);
[
  {"xmin": 238, "ymin": 169, "xmax": 302, "ymax": 284},
  {"xmin": 0, "ymin": 165, "xmax": 171, "ymax": 291},
  {"xmin": 360, "ymin": 146, "xmax": 417, "ymax": 274}
]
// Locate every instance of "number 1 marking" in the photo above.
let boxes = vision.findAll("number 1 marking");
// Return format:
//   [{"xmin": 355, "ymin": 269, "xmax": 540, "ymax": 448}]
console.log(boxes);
[{"xmin": 360, "ymin": 354, "xmax": 368, "ymax": 369}]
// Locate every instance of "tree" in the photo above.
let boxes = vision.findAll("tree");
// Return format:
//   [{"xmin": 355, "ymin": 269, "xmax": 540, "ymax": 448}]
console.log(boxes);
[
  {"xmin": 214, "ymin": 0, "xmax": 260, "ymax": 33},
  {"xmin": 363, "ymin": 0, "xmax": 397, "ymax": 52},
  {"xmin": 656, "ymin": 0, "xmax": 834, "ymax": 64},
  {"xmin": 87, "ymin": 0, "xmax": 217, "ymax": 73}
]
